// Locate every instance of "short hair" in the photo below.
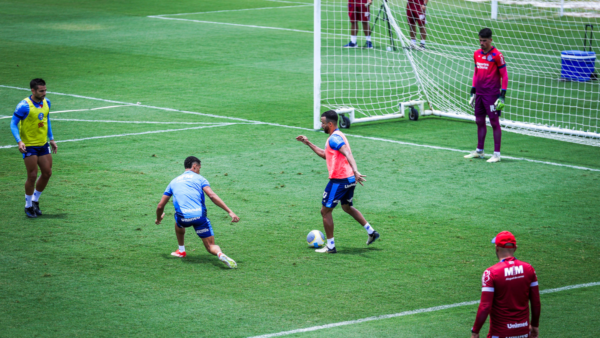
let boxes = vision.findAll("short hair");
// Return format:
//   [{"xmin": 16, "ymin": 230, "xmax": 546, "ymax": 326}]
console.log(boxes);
[
  {"xmin": 321, "ymin": 110, "xmax": 338, "ymax": 125},
  {"xmin": 30, "ymin": 78, "xmax": 46, "ymax": 90},
  {"xmin": 184, "ymin": 156, "xmax": 201, "ymax": 169},
  {"xmin": 479, "ymin": 28, "xmax": 493, "ymax": 39}
]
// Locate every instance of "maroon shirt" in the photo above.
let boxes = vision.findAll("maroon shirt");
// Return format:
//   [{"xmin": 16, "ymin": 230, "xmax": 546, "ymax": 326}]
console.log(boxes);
[{"xmin": 407, "ymin": 0, "xmax": 425, "ymax": 11}]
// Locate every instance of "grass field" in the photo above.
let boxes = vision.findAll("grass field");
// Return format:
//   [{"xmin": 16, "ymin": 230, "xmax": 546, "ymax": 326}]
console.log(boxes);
[{"xmin": 1, "ymin": 0, "xmax": 600, "ymax": 337}]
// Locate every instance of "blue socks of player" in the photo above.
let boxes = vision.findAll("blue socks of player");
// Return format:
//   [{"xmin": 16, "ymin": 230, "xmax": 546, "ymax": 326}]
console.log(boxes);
[
  {"xmin": 327, "ymin": 237, "xmax": 335, "ymax": 249},
  {"xmin": 33, "ymin": 189, "xmax": 42, "ymax": 202},
  {"xmin": 25, "ymin": 194, "xmax": 32, "ymax": 208},
  {"xmin": 363, "ymin": 223, "xmax": 375, "ymax": 235}
]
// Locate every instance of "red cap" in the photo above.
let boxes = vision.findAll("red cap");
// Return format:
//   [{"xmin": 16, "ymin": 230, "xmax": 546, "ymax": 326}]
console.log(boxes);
[{"xmin": 491, "ymin": 231, "xmax": 517, "ymax": 248}]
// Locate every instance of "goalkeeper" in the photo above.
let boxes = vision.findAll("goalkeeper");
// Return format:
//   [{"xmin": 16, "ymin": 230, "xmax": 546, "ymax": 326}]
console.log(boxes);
[{"xmin": 464, "ymin": 28, "xmax": 508, "ymax": 163}]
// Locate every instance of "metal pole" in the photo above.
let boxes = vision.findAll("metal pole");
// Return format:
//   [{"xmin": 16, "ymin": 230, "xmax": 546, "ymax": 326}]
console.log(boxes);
[
  {"xmin": 313, "ymin": 0, "xmax": 322, "ymax": 130},
  {"xmin": 491, "ymin": 0, "xmax": 498, "ymax": 20}
]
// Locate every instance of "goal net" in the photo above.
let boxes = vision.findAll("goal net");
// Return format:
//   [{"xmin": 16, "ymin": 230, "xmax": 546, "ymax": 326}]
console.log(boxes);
[{"xmin": 315, "ymin": 0, "xmax": 600, "ymax": 146}]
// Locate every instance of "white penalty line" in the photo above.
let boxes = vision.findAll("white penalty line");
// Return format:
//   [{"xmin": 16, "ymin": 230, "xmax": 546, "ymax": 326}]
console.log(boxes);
[
  {"xmin": 0, "ymin": 124, "xmax": 236, "ymax": 149},
  {"xmin": 1, "ymin": 84, "xmax": 598, "ymax": 173},
  {"xmin": 249, "ymin": 281, "xmax": 600, "ymax": 338},
  {"xmin": 51, "ymin": 118, "xmax": 230, "ymax": 125},
  {"xmin": 147, "ymin": 15, "xmax": 312, "ymax": 34},
  {"xmin": 151, "ymin": 4, "xmax": 312, "ymax": 16}
]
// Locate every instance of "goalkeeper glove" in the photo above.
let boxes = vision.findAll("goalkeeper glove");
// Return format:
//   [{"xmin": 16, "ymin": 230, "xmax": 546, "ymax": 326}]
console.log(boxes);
[
  {"xmin": 469, "ymin": 87, "xmax": 476, "ymax": 108},
  {"xmin": 494, "ymin": 89, "xmax": 506, "ymax": 111}
]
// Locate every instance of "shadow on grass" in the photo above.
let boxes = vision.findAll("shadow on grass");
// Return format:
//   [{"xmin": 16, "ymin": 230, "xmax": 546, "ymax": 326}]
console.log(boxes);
[
  {"xmin": 159, "ymin": 253, "xmax": 231, "ymax": 269},
  {"xmin": 337, "ymin": 246, "xmax": 383, "ymax": 255},
  {"xmin": 40, "ymin": 213, "xmax": 68, "ymax": 219}
]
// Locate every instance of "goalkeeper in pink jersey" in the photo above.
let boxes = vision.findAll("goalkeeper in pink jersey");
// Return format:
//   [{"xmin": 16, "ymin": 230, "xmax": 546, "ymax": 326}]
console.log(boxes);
[
  {"xmin": 296, "ymin": 111, "xmax": 379, "ymax": 254},
  {"xmin": 464, "ymin": 28, "xmax": 508, "ymax": 163}
]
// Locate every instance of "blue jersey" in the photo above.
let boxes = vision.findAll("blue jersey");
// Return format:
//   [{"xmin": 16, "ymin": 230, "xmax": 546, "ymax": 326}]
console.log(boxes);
[{"xmin": 164, "ymin": 171, "xmax": 210, "ymax": 219}]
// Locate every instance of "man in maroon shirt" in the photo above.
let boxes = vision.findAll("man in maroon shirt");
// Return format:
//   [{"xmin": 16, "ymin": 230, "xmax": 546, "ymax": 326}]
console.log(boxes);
[
  {"xmin": 344, "ymin": 0, "xmax": 374, "ymax": 48},
  {"xmin": 406, "ymin": 0, "xmax": 428, "ymax": 49},
  {"xmin": 471, "ymin": 231, "xmax": 541, "ymax": 338}
]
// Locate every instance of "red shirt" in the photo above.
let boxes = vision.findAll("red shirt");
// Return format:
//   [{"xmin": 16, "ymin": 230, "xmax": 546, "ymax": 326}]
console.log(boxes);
[
  {"xmin": 473, "ymin": 46, "xmax": 508, "ymax": 96},
  {"xmin": 472, "ymin": 257, "xmax": 541, "ymax": 337},
  {"xmin": 349, "ymin": 0, "xmax": 370, "ymax": 5},
  {"xmin": 407, "ymin": 0, "xmax": 425, "ymax": 11}
]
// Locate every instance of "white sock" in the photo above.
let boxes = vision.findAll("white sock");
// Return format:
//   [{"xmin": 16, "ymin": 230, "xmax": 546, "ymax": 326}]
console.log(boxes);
[
  {"xmin": 411, "ymin": 39, "xmax": 417, "ymax": 45},
  {"xmin": 363, "ymin": 223, "xmax": 375, "ymax": 235},
  {"xmin": 25, "ymin": 195, "xmax": 33, "ymax": 208},
  {"xmin": 366, "ymin": 36, "xmax": 372, "ymax": 42},
  {"xmin": 476, "ymin": 148, "xmax": 483, "ymax": 153},
  {"xmin": 32, "ymin": 190, "xmax": 42, "ymax": 202},
  {"xmin": 420, "ymin": 40, "xmax": 426, "ymax": 45},
  {"xmin": 351, "ymin": 35, "xmax": 357, "ymax": 44},
  {"xmin": 327, "ymin": 237, "xmax": 335, "ymax": 249},
  {"xmin": 179, "ymin": 245, "xmax": 185, "ymax": 252},
  {"xmin": 494, "ymin": 151, "xmax": 501, "ymax": 157}
]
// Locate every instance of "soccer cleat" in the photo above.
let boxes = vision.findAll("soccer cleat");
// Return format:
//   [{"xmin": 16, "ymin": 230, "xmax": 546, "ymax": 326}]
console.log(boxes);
[
  {"xmin": 487, "ymin": 154, "xmax": 501, "ymax": 163},
  {"xmin": 464, "ymin": 150, "xmax": 485, "ymax": 159},
  {"xmin": 171, "ymin": 250, "xmax": 186, "ymax": 257},
  {"xmin": 365, "ymin": 41, "xmax": 374, "ymax": 49},
  {"xmin": 343, "ymin": 42, "xmax": 358, "ymax": 48},
  {"xmin": 32, "ymin": 201, "xmax": 42, "ymax": 216},
  {"xmin": 419, "ymin": 43, "xmax": 426, "ymax": 50},
  {"xmin": 25, "ymin": 207, "xmax": 37, "ymax": 218},
  {"xmin": 367, "ymin": 231, "xmax": 380, "ymax": 245},
  {"xmin": 315, "ymin": 246, "xmax": 337, "ymax": 253},
  {"xmin": 220, "ymin": 254, "xmax": 238, "ymax": 269}
]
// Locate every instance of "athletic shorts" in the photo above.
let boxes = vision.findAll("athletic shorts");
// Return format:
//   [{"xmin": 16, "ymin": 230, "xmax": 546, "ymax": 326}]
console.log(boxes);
[
  {"xmin": 322, "ymin": 177, "xmax": 356, "ymax": 208},
  {"xmin": 474, "ymin": 94, "xmax": 502, "ymax": 118},
  {"xmin": 23, "ymin": 142, "xmax": 50, "ymax": 159},
  {"xmin": 407, "ymin": 9, "xmax": 426, "ymax": 26},
  {"xmin": 348, "ymin": 2, "xmax": 370, "ymax": 22},
  {"xmin": 175, "ymin": 215, "xmax": 214, "ymax": 238}
]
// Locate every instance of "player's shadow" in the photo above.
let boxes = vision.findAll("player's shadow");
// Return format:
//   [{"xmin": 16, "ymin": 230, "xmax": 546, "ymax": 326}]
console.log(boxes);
[
  {"xmin": 40, "ymin": 213, "xmax": 68, "ymax": 219},
  {"xmin": 159, "ymin": 253, "xmax": 231, "ymax": 269},
  {"xmin": 337, "ymin": 247, "xmax": 382, "ymax": 255}
]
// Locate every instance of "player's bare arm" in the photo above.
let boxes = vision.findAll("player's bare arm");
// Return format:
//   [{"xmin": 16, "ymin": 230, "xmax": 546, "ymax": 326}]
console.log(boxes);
[
  {"xmin": 155, "ymin": 195, "xmax": 170, "ymax": 225},
  {"xmin": 49, "ymin": 140, "xmax": 57, "ymax": 154},
  {"xmin": 470, "ymin": 333, "xmax": 479, "ymax": 338},
  {"xmin": 203, "ymin": 186, "xmax": 240, "ymax": 222},
  {"xmin": 338, "ymin": 144, "xmax": 366, "ymax": 185},
  {"xmin": 296, "ymin": 135, "xmax": 326, "ymax": 159}
]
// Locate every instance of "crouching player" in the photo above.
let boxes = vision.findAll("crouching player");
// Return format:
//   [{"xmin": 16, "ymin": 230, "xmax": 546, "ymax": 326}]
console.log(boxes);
[{"xmin": 155, "ymin": 156, "xmax": 239, "ymax": 269}]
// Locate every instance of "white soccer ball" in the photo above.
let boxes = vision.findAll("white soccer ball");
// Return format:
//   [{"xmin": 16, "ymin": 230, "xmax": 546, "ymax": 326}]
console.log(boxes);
[
  {"xmin": 386, "ymin": 47, "xmax": 393, "ymax": 52},
  {"xmin": 307, "ymin": 230, "xmax": 325, "ymax": 248}
]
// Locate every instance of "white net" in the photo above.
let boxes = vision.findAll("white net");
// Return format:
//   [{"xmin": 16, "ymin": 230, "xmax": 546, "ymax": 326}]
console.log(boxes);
[{"xmin": 318, "ymin": 0, "xmax": 600, "ymax": 146}]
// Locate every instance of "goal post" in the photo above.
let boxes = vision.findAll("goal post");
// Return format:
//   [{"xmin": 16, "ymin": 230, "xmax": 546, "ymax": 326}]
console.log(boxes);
[{"xmin": 315, "ymin": 0, "xmax": 600, "ymax": 146}]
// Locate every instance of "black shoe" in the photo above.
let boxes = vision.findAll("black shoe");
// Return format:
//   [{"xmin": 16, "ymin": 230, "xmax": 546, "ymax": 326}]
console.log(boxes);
[
  {"xmin": 25, "ymin": 206, "xmax": 38, "ymax": 218},
  {"xmin": 32, "ymin": 201, "xmax": 42, "ymax": 216},
  {"xmin": 367, "ymin": 231, "xmax": 380, "ymax": 245}
]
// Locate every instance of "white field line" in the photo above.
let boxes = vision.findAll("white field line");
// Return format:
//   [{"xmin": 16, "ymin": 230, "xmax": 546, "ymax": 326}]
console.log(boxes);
[
  {"xmin": 0, "ymin": 124, "xmax": 235, "ymax": 149},
  {"xmin": 152, "ymin": 5, "xmax": 311, "ymax": 16},
  {"xmin": 248, "ymin": 281, "xmax": 600, "ymax": 338},
  {"xmin": 147, "ymin": 15, "xmax": 312, "ymax": 34},
  {"xmin": 265, "ymin": 0, "xmax": 313, "ymax": 4},
  {"xmin": 1, "ymin": 84, "xmax": 598, "ymax": 172},
  {"xmin": 51, "ymin": 118, "xmax": 228, "ymax": 124}
]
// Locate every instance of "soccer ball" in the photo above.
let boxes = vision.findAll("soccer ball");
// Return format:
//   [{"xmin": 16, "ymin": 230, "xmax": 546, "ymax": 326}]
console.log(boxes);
[{"xmin": 307, "ymin": 230, "xmax": 325, "ymax": 248}]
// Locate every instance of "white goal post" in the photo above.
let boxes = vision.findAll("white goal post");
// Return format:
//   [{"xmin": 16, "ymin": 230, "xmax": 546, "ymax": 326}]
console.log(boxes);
[{"xmin": 314, "ymin": 0, "xmax": 600, "ymax": 146}]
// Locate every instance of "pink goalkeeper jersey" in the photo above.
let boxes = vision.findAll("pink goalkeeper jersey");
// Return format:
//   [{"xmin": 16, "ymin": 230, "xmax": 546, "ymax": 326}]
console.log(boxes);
[
  {"xmin": 325, "ymin": 130, "xmax": 354, "ymax": 179},
  {"xmin": 473, "ymin": 46, "xmax": 508, "ymax": 96}
]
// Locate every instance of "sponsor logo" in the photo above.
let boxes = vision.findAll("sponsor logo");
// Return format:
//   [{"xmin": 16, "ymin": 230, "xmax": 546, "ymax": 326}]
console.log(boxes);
[
  {"xmin": 476, "ymin": 62, "xmax": 489, "ymax": 69},
  {"xmin": 482, "ymin": 270, "xmax": 491, "ymax": 286},
  {"xmin": 38, "ymin": 113, "xmax": 44, "ymax": 120},
  {"xmin": 344, "ymin": 183, "xmax": 357, "ymax": 189},
  {"xmin": 196, "ymin": 228, "xmax": 209, "ymax": 234},
  {"xmin": 504, "ymin": 265, "xmax": 524, "ymax": 277},
  {"xmin": 323, "ymin": 192, "xmax": 328, "ymax": 199},
  {"xmin": 182, "ymin": 216, "xmax": 201, "ymax": 222},
  {"xmin": 181, "ymin": 207, "xmax": 203, "ymax": 213},
  {"xmin": 507, "ymin": 321, "xmax": 528, "ymax": 329},
  {"xmin": 506, "ymin": 335, "xmax": 529, "ymax": 338}
]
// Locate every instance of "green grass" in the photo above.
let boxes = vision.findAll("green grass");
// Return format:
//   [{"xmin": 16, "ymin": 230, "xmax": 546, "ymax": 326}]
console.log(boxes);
[{"xmin": 1, "ymin": 0, "xmax": 600, "ymax": 337}]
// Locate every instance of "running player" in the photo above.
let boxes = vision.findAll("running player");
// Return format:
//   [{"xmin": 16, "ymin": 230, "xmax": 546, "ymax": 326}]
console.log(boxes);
[
  {"xmin": 344, "ymin": 0, "xmax": 373, "ymax": 49},
  {"xmin": 155, "ymin": 156, "xmax": 239, "ymax": 269},
  {"xmin": 471, "ymin": 231, "xmax": 541, "ymax": 338},
  {"xmin": 10, "ymin": 78, "xmax": 57, "ymax": 218},
  {"xmin": 296, "ymin": 110, "xmax": 379, "ymax": 253},
  {"xmin": 406, "ymin": 0, "xmax": 428, "ymax": 49},
  {"xmin": 464, "ymin": 28, "xmax": 509, "ymax": 163}
]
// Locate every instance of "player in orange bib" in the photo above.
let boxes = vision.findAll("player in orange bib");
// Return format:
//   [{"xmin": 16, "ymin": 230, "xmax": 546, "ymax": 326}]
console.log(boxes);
[{"xmin": 296, "ymin": 110, "xmax": 379, "ymax": 253}]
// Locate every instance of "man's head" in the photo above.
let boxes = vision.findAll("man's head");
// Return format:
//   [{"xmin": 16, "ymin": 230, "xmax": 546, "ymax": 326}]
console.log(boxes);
[
  {"xmin": 30, "ymin": 78, "xmax": 46, "ymax": 101},
  {"xmin": 320, "ymin": 110, "xmax": 338, "ymax": 134},
  {"xmin": 492, "ymin": 231, "xmax": 517, "ymax": 259},
  {"xmin": 184, "ymin": 156, "xmax": 201, "ymax": 174},
  {"xmin": 478, "ymin": 28, "xmax": 493, "ymax": 52}
]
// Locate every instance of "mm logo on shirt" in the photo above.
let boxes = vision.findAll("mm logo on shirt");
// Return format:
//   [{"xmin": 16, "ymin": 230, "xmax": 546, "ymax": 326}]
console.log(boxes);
[{"xmin": 504, "ymin": 265, "xmax": 524, "ymax": 277}]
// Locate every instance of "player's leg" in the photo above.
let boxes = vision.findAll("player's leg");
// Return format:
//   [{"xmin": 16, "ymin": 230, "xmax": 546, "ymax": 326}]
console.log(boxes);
[
  {"xmin": 200, "ymin": 236, "xmax": 237, "ymax": 269},
  {"xmin": 32, "ymin": 152, "xmax": 52, "ymax": 215},
  {"xmin": 407, "ymin": 11, "xmax": 417, "ymax": 48},
  {"xmin": 23, "ymin": 154, "xmax": 39, "ymax": 218},
  {"xmin": 340, "ymin": 186, "xmax": 379, "ymax": 245},
  {"xmin": 486, "ymin": 99, "xmax": 502, "ymax": 163},
  {"xmin": 465, "ymin": 95, "xmax": 487, "ymax": 159},
  {"xmin": 417, "ymin": 11, "xmax": 426, "ymax": 49},
  {"xmin": 316, "ymin": 206, "xmax": 337, "ymax": 253},
  {"xmin": 362, "ymin": 21, "xmax": 373, "ymax": 48},
  {"xmin": 171, "ymin": 222, "xmax": 187, "ymax": 257},
  {"xmin": 345, "ymin": 4, "xmax": 359, "ymax": 48}
]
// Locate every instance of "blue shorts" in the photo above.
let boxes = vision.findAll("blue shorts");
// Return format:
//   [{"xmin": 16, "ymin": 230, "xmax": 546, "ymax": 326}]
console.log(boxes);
[
  {"xmin": 23, "ymin": 143, "xmax": 50, "ymax": 159},
  {"xmin": 175, "ymin": 215, "xmax": 214, "ymax": 238},
  {"xmin": 322, "ymin": 177, "xmax": 356, "ymax": 208}
]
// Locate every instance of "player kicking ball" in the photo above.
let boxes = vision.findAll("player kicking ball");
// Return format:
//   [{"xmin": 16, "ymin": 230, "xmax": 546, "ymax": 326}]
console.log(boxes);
[
  {"xmin": 155, "ymin": 156, "xmax": 239, "ymax": 269},
  {"xmin": 464, "ymin": 28, "xmax": 508, "ymax": 163},
  {"xmin": 296, "ymin": 111, "xmax": 379, "ymax": 254}
]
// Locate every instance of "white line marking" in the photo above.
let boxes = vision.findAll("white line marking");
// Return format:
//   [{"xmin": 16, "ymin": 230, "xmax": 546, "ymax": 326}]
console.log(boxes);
[
  {"xmin": 0, "ymin": 124, "xmax": 235, "ymax": 149},
  {"xmin": 147, "ymin": 15, "xmax": 312, "ymax": 33},
  {"xmin": 50, "ymin": 104, "xmax": 135, "ymax": 114},
  {"xmin": 51, "ymin": 118, "xmax": 229, "ymax": 124},
  {"xmin": 248, "ymin": 281, "xmax": 600, "ymax": 338},
  {"xmin": 265, "ymin": 0, "xmax": 313, "ymax": 4},
  {"xmin": 1, "ymin": 85, "xmax": 598, "ymax": 172},
  {"xmin": 152, "ymin": 5, "xmax": 311, "ymax": 16},
  {"xmin": 0, "ymin": 115, "xmax": 12, "ymax": 119}
]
